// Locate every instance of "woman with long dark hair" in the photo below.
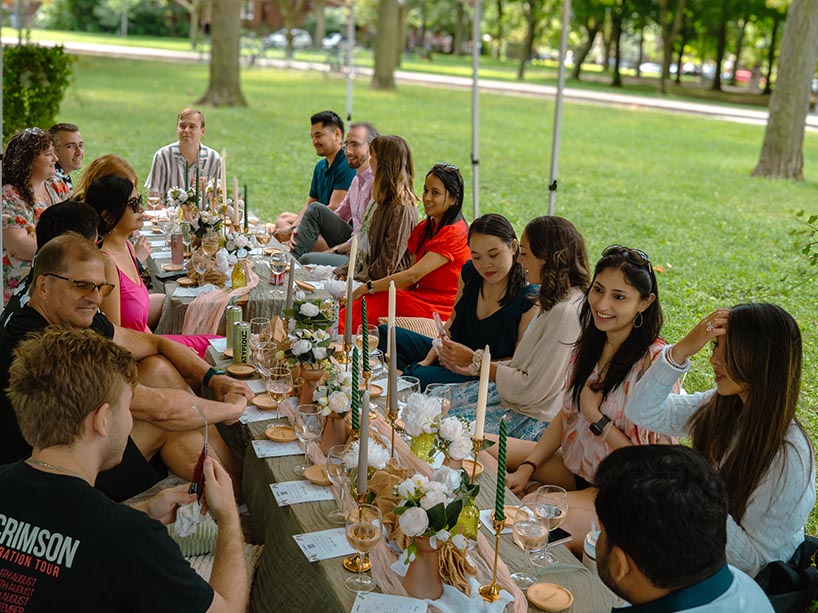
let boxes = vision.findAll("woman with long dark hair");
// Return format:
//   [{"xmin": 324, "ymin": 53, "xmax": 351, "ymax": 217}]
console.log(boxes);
[
  {"xmin": 501, "ymin": 245, "xmax": 675, "ymax": 554},
  {"xmin": 386, "ymin": 213, "xmax": 536, "ymax": 390},
  {"xmin": 625, "ymin": 303, "xmax": 815, "ymax": 577},
  {"xmin": 341, "ymin": 162, "xmax": 469, "ymax": 332},
  {"xmin": 441, "ymin": 216, "xmax": 589, "ymax": 440},
  {"xmin": 2, "ymin": 128, "xmax": 70, "ymax": 303}
]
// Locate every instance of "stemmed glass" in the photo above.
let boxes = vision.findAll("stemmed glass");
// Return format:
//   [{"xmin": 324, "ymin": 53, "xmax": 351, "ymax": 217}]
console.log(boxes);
[
  {"xmin": 201, "ymin": 230, "xmax": 220, "ymax": 258},
  {"xmin": 180, "ymin": 222, "xmax": 193, "ymax": 256},
  {"xmin": 265, "ymin": 365, "xmax": 292, "ymax": 403},
  {"xmin": 292, "ymin": 403, "xmax": 325, "ymax": 476},
  {"xmin": 531, "ymin": 484, "xmax": 568, "ymax": 566},
  {"xmin": 425, "ymin": 383, "xmax": 452, "ymax": 416},
  {"xmin": 270, "ymin": 252, "xmax": 288, "ymax": 298},
  {"xmin": 395, "ymin": 376, "xmax": 420, "ymax": 441},
  {"xmin": 146, "ymin": 193, "xmax": 161, "ymax": 212},
  {"xmin": 326, "ymin": 444, "xmax": 350, "ymax": 525},
  {"xmin": 344, "ymin": 504, "xmax": 382, "ymax": 593},
  {"xmin": 511, "ymin": 503, "xmax": 550, "ymax": 590},
  {"xmin": 255, "ymin": 225, "xmax": 271, "ymax": 247},
  {"xmin": 191, "ymin": 249, "xmax": 209, "ymax": 282},
  {"xmin": 356, "ymin": 324, "xmax": 379, "ymax": 354},
  {"xmin": 250, "ymin": 317, "xmax": 272, "ymax": 370}
]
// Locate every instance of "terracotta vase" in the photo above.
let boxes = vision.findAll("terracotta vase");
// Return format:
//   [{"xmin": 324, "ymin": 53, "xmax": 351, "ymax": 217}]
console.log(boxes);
[
  {"xmin": 402, "ymin": 536, "xmax": 444, "ymax": 600},
  {"xmin": 319, "ymin": 411, "xmax": 349, "ymax": 455},
  {"xmin": 443, "ymin": 456, "xmax": 463, "ymax": 470},
  {"xmin": 297, "ymin": 364, "xmax": 326, "ymax": 405}
]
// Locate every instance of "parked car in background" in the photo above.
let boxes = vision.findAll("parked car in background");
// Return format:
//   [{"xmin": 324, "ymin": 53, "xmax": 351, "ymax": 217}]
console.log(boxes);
[{"xmin": 262, "ymin": 28, "xmax": 312, "ymax": 51}]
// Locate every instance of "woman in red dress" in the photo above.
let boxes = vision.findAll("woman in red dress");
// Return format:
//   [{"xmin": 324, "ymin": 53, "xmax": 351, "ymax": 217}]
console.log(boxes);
[{"xmin": 341, "ymin": 162, "xmax": 469, "ymax": 332}]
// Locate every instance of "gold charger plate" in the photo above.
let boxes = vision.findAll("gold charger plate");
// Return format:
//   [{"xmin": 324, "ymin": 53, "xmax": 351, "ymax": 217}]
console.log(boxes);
[
  {"xmin": 265, "ymin": 425, "xmax": 297, "ymax": 443},
  {"xmin": 490, "ymin": 505, "xmax": 520, "ymax": 526},
  {"xmin": 461, "ymin": 459, "xmax": 484, "ymax": 478},
  {"xmin": 226, "ymin": 364, "xmax": 255, "ymax": 379},
  {"xmin": 163, "ymin": 263, "xmax": 183, "ymax": 272},
  {"xmin": 177, "ymin": 276, "xmax": 195, "ymax": 287},
  {"xmin": 358, "ymin": 383, "xmax": 383, "ymax": 399},
  {"xmin": 224, "ymin": 347, "xmax": 234, "ymax": 359},
  {"xmin": 304, "ymin": 464, "xmax": 331, "ymax": 487},
  {"xmin": 295, "ymin": 279, "xmax": 315, "ymax": 292},
  {"xmin": 527, "ymin": 583, "xmax": 574, "ymax": 612},
  {"xmin": 263, "ymin": 247, "xmax": 282, "ymax": 256},
  {"xmin": 252, "ymin": 394, "xmax": 278, "ymax": 410}
]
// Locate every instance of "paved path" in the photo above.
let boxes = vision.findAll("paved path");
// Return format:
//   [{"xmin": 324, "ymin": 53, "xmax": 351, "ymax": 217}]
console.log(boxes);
[{"xmin": 8, "ymin": 36, "xmax": 818, "ymax": 131}]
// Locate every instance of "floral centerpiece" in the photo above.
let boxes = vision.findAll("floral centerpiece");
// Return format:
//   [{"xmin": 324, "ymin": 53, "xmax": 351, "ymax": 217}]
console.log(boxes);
[
  {"xmin": 278, "ymin": 298, "xmax": 337, "ymax": 367},
  {"xmin": 190, "ymin": 209, "xmax": 223, "ymax": 239},
  {"xmin": 403, "ymin": 393, "xmax": 472, "ymax": 465},
  {"xmin": 313, "ymin": 363, "xmax": 353, "ymax": 417},
  {"xmin": 224, "ymin": 230, "xmax": 251, "ymax": 258},
  {"xmin": 166, "ymin": 186, "xmax": 200, "ymax": 209}
]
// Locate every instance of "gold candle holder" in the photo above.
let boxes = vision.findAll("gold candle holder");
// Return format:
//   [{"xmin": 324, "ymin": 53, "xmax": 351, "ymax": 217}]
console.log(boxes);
[
  {"xmin": 342, "ymin": 490, "xmax": 373, "ymax": 573},
  {"xmin": 337, "ymin": 342, "xmax": 351, "ymax": 366},
  {"xmin": 478, "ymin": 518, "xmax": 506, "ymax": 602},
  {"xmin": 471, "ymin": 438, "xmax": 484, "ymax": 482}
]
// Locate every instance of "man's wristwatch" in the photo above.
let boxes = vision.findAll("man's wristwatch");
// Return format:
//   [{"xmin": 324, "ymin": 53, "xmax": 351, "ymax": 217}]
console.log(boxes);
[
  {"xmin": 202, "ymin": 366, "xmax": 225, "ymax": 389},
  {"xmin": 589, "ymin": 415, "xmax": 611, "ymax": 437}
]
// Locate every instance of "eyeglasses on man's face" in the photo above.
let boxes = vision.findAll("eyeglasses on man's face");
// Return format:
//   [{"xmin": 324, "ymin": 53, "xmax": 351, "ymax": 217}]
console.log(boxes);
[{"xmin": 44, "ymin": 273, "xmax": 115, "ymax": 297}]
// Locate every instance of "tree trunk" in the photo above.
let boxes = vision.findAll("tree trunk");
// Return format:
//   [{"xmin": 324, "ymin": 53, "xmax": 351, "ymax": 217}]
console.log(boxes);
[
  {"xmin": 313, "ymin": 0, "xmax": 326, "ymax": 50},
  {"xmin": 710, "ymin": 0, "xmax": 728, "ymax": 92},
  {"xmin": 197, "ymin": 0, "xmax": 247, "ymax": 106},
  {"xmin": 636, "ymin": 24, "xmax": 644, "ymax": 78},
  {"xmin": 571, "ymin": 21, "xmax": 599, "ymax": 80},
  {"xmin": 372, "ymin": 0, "xmax": 400, "ymax": 89},
  {"xmin": 729, "ymin": 16, "xmax": 747, "ymax": 86},
  {"xmin": 453, "ymin": 2, "xmax": 465, "ymax": 57},
  {"xmin": 763, "ymin": 14, "xmax": 781, "ymax": 96},
  {"xmin": 494, "ymin": 0, "xmax": 504, "ymax": 59},
  {"xmin": 601, "ymin": 11, "xmax": 612, "ymax": 72},
  {"xmin": 517, "ymin": 0, "xmax": 537, "ymax": 80},
  {"xmin": 611, "ymin": 4, "xmax": 623, "ymax": 88},
  {"xmin": 396, "ymin": 3, "xmax": 409, "ymax": 66},
  {"xmin": 121, "ymin": 10, "xmax": 127, "ymax": 37},
  {"xmin": 659, "ymin": 0, "xmax": 685, "ymax": 94},
  {"xmin": 753, "ymin": 0, "xmax": 818, "ymax": 180},
  {"xmin": 675, "ymin": 24, "xmax": 688, "ymax": 85}
]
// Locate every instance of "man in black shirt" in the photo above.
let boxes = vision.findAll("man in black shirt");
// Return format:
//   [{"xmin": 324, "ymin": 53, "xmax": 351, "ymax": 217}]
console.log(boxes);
[
  {"xmin": 0, "ymin": 234, "xmax": 254, "ymax": 500},
  {"xmin": 0, "ymin": 327, "xmax": 247, "ymax": 611}
]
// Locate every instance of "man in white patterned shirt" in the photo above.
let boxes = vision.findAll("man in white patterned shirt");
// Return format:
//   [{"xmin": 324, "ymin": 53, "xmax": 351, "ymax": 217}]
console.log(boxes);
[{"xmin": 145, "ymin": 109, "xmax": 222, "ymax": 202}]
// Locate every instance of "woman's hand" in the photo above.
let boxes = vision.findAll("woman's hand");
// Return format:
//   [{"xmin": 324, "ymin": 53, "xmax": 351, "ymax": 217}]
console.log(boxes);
[
  {"xmin": 133, "ymin": 234, "xmax": 151, "ymax": 263},
  {"xmin": 507, "ymin": 465, "xmax": 535, "ymax": 496},
  {"xmin": 437, "ymin": 337, "xmax": 474, "ymax": 372},
  {"xmin": 672, "ymin": 309, "xmax": 730, "ymax": 364},
  {"xmin": 579, "ymin": 382, "xmax": 604, "ymax": 424}
]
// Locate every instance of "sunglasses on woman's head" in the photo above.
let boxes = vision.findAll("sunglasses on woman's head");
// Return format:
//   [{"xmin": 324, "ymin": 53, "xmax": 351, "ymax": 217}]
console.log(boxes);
[
  {"xmin": 602, "ymin": 244, "xmax": 652, "ymax": 270},
  {"xmin": 434, "ymin": 162, "xmax": 459, "ymax": 173}
]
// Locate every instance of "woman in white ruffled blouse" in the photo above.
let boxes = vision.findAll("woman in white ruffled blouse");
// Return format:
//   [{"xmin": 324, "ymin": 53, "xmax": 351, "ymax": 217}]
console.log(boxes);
[{"xmin": 625, "ymin": 303, "xmax": 815, "ymax": 577}]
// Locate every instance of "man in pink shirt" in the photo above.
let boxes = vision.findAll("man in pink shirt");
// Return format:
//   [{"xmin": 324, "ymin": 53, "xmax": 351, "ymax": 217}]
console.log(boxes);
[{"xmin": 292, "ymin": 122, "xmax": 378, "ymax": 266}]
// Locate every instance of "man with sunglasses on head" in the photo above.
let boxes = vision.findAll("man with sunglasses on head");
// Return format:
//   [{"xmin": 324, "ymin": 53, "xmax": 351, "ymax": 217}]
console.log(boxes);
[
  {"xmin": 0, "ymin": 233, "xmax": 254, "ymax": 502},
  {"xmin": 273, "ymin": 110, "xmax": 357, "ymax": 244},
  {"xmin": 48, "ymin": 123, "xmax": 84, "ymax": 191}
]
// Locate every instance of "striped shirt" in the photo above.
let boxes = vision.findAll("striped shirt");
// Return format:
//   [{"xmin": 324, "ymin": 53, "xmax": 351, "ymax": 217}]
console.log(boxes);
[{"xmin": 144, "ymin": 142, "xmax": 222, "ymax": 197}]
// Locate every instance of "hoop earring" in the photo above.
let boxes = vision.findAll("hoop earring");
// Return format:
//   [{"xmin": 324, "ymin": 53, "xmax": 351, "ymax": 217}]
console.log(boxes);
[{"xmin": 633, "ymin": 311, "xmax": 644, "ymax": 329}]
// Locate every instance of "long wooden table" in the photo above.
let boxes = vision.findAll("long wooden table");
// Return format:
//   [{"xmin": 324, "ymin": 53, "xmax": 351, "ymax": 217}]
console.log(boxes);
[{"xmin": 203, "ymin": 343, "xmax": 614, "ymax": 611}]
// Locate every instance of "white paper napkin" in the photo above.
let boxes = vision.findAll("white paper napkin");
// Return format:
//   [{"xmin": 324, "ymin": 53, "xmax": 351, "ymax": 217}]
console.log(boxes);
[{"xmin": 173, "ymin": 283, "xmax": 218, "ymax": 298}]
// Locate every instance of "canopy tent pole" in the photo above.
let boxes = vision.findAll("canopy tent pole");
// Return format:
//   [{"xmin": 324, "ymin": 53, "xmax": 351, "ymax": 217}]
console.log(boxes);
[
  {"xmin": 547, "ymin": 0, "xmax": 571, "ymax": 216},
  {"xmin": 471, "ymin": 0, "xmax": 481, "ymax": 219},
  {"xmin": 345, "ymin": 1, "xmax": 355, "ymax": 122}
]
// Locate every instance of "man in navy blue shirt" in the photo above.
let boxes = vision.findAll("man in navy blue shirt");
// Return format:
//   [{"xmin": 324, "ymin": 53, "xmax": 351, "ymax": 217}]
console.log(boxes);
[{"xmin": 274, "ymin": 110, "xmax": 356, "ymax": 244}]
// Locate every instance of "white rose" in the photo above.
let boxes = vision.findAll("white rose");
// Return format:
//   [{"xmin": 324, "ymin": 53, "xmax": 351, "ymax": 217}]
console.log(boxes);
[
  {"xmin": 430, "ymin": 529, "xmax": 450, "ymax": 549},
  {"xmin": 313, "ymin": 346, "xmax": 327, "ymax": 360},
  {"xmin": 420, "ymin": 489, "xmax": 447, "ymax": 510},
  {"xmin": 291, "ymin": 339, "xmax": 311, "ymax": 356},
  {"xmin": 399, "ymin": 507, "xmax": 429, "ymax": 537},
  {"xmin": 438, "ymin": 416, "xmax": 465, "ymax": 442},
  {"xmin": 300, "ymin": 303, "xmax": 320, "ymax": 317},
  {"xmin": 432, "ymin": 466, "xmax": 461, "ymax": 493},
  {"xmin": 397, "ymin": 479, "xmax": 417, "ymax": 502},
  {"xmin": 328, "ymin": 390, "xmax": 349, "ymax": 414},
  {"xmin": 447, "ymin": 437, "xmax": 471, "ymax": 461},
  {"xmin": 294, "ymin": 289, "xmax": 306, "ymax": 302},
  {"xmin": 368, "ymin": 442, "xmax": 390, "ymax": 470},
  {"xmin": 235, "ymin": 234, "xmax": 249, "ymax": 248},
  {"xmin": 227, "ymin": 252, "xmax": 238, "ymax": 266}
]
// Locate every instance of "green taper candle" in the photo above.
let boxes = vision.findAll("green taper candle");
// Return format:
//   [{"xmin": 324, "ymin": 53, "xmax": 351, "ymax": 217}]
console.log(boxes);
[
  {"xmin": 495, "ymin": 418, "xmax": 507, "ymax": 522},
  {"xmin": 361, "ymin": 296, "xmax": 369, "ymax": 373},
  {"xmin": 351, "ymin": 345, "xmax": 360, "ymax": 430}
]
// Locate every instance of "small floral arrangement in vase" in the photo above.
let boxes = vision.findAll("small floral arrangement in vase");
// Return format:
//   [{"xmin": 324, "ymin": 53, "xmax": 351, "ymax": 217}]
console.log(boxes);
[
  {"xmin": 224, "ymin": 230, "xmax": 251, "ymax": 258},
  {"xmin": 342, "ymin": 438, "xmax": 391, "ymax": 498},
  {"xmin": 402, "ymin": 393, "xmax": 473, "ymax": 465},
  {"xmin": 313, "ymin": 363, "xmax": 353, "ymax": 417},
  {"xmin": 166, "ymin": 186, "xmax": 199, "ymax": 209},
  {"xmin": 278, "ymin": 299, "xmax": 336, "ymax": 367}
]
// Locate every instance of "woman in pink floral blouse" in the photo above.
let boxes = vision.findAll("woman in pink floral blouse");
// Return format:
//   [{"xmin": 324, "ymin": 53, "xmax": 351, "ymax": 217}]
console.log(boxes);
[{"xmin": 2, "ymin": 128, "xmax": 70, "ymax": 304}]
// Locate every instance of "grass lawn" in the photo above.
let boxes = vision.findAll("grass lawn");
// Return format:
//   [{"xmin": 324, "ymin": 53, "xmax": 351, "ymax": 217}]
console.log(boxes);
[
  {"xmin": 6, "ymin": 26, "xmax": 777, "ymax": 111},
  {"xmin": 56, "ymin": 54, "xmax": 818, "ymax": 526}
]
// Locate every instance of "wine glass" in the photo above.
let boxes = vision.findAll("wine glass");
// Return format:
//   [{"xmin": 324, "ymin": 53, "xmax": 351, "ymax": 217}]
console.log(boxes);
[
  {"xmin": 201, "ymin": 230, "xmax": 220, "ymax": 257},
  {"xmin": 344, "ymin": 504, "xmax": 382, "ymax": 593},
  {"xmin": 191, "ymin": 249, "xmax": 209, "ymax": 279},
  {"xmin": 511, "ymin": 503, "xmax": 550, "ymax": 590},
  {"xmin": 531, "ymin": 484, "xmax": 568, "ymax": 566},
  {"xmin": 369, "ymin": 349, "xmax": 386, "ymax": 378},
  {"xmin": 395, "ymin": 376, "xmax": 421, "ymax": 441},
  {"xmin": 250, "ymin": 317, "xmax": 272, "ymax": 368},
  {"xmin": 265, "ymin": 366, "xmax": 292, "ymax": 403},
  {"xmin": 146, "ymin": 193, "xmax": 161, "ymax": 212},
  {"xmin": 255, "ymin": 225, "xmax": 271, "ymax": 246},
  {"xmin": 270, "ymin": 252, "xmax": 288, "ymax": 298},
  {"xmin": 292, "ymin": 403, "xmax": 325, "ymax": 476},
  {"xmin": 425, "ymin": 383, "xmax": 452, "ymax": 416},
  {"xmin": 180, "ymin": 222, "xmax": 193, "ymax": 255},
  {"xmin": 356, "ymin": 324, "xmax": 379, "ymax": 354},
  {"xmin": 326, "ymin": 444, "xmax": 350, "ymax": 525}
]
